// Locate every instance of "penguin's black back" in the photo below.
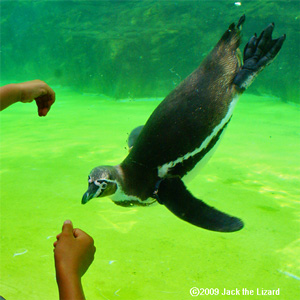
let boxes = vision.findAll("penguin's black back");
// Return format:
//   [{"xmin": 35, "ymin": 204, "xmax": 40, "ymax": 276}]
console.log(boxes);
[{"xmin": 122, "ymin": 20, "xmax": 243, "ymax": 185}]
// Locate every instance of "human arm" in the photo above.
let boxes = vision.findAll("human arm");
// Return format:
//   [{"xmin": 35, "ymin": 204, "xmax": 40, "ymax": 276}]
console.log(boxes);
[
  {"xmin": 53, "ymin": 220, "xmax": 96, "ymax": 300},
  {"xmin": 0, "ymin": 80, "xmax": 55, "ymax": 116}
]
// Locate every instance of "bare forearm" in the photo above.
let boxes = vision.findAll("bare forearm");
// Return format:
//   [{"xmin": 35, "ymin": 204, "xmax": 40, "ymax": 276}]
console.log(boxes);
[
  {"xmin": 56, "ymin": 271, "xmax": 85, "ymax": 300},
  {"xmin": 0, "ymin": 83, "xmax": 22, "ymax": 111}
]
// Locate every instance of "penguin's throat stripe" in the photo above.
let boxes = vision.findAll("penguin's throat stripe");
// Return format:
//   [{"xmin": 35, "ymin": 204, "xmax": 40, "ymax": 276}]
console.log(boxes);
[
  {"xmin": 157, "ymin": 95, "xmax": 239, "ymax": 178},
  {"xmin": 94, "ymin": 186, "xmax": 103, "ymax": 198}
]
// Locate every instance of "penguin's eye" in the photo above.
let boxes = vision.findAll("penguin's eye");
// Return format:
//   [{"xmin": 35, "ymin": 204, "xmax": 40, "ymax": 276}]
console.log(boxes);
[
  {"xmin": 101, "ymin": 182, "xmax": 108, "ymax": 189},
  {"xmin": 95, "ymin": 180, "xmax": 108, "ymax": 189}
]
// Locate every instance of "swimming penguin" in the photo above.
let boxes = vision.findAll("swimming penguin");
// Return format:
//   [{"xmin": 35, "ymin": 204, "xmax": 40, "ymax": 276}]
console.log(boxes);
[{"xmin": 82, "ymin": 15, "xmax": 285, "ymax": 232}]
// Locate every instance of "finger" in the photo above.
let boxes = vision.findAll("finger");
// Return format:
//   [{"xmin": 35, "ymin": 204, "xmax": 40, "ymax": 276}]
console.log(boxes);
[
  {"xmin": 37, "ymin": 98, "xmax": 55, "ymax": 116},
  {"xmin": 73, "ymin": 228, "xmax": 94, "ymax": 243},
  {"xmin": 35, "ymin": 98, "xmax": 46, "ymax": 116},
  {"xmin": 62, "ymin": 220, "xmax": 73, "ymax": 234},
  {"xmin": 38, "ymin": 107, "xmax": 49, "ymax": 117},
  {"xmin": 73, "ymin": 228, "xmax": 85, "ymax": 238},
  {"xmin": 43, "ymin": 99, "xmax": 54, "ymax": 116}
]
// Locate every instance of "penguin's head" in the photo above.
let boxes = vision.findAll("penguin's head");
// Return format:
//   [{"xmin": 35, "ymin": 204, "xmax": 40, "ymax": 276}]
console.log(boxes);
[{"xmin": 82, "ymin": 166, "xmax": 118, "ymax": 204}]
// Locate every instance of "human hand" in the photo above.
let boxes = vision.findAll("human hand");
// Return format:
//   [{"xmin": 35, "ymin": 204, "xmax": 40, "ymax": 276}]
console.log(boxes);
[
  {"xmin": 54, "ymin": 220, "xmax": 96, "ymax": 278},
  {"xmin": 18, "ymin": 80, "xmax": 55, "ymax": 116}
]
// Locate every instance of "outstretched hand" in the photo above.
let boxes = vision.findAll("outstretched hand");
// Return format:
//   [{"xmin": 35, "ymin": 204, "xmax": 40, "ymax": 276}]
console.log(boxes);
[
  {"xmin": 53, "ymin": 220, "xmax": 96, "ymax": 300},
  {"xmin": 54, "ymin": 220, "xmax": 96, "ymax": 278},
  {"xmin": 0, "ymin": 80, "xmax": 55, "ymax": 116}
]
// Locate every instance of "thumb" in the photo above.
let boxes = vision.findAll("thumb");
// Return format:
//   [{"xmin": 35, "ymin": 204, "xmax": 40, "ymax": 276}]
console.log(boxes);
[{"xmin": 62, "ymin": 220, "xmax": 73, "ymax": 234}]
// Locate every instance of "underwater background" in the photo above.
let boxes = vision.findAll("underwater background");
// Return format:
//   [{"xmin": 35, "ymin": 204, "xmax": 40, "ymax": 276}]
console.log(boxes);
[{"xmin": 1, "ymin": 1, "xmax": 300, "ymax": 299}]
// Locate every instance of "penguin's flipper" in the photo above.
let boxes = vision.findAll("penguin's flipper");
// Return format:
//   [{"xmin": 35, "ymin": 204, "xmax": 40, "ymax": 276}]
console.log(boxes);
[
  {"xmin": 128, "ymin": 125, "xmax": 144, "ymax": 150},
  {"xmin": 154, "ymin": 177, "xmax": 244, "ymax": 232},
  {"xmin": 234, "ymin": 23, "xmax": 286, "ymax": 91}
]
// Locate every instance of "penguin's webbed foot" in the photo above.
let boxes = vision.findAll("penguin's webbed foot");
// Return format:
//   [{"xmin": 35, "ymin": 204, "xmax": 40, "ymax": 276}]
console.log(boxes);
[
  {"xmin": 234, "ymin": 23, "xmax": 286, "ymax": 91},
  {"xmin": 154, "ymin": 177, "xmax": 244, "ymax": 232}
]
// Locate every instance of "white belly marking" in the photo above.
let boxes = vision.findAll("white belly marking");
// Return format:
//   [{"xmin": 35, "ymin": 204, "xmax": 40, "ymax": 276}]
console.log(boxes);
[{"xmin": 157, "ymin": 95, "xmax": 239, "ymax": 178}]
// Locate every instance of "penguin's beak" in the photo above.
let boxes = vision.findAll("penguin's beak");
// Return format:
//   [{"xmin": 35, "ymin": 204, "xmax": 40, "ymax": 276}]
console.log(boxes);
[{"xmin": 82, "ymin": 183, "xmax": 99, "ymax": 204}]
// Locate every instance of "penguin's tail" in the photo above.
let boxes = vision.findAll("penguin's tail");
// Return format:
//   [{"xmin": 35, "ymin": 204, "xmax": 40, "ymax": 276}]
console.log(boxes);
[
  {"xmin": 233, "ymin": 22, "xmax": 286, "ymax": 92},
  {"xmin": 217, "ymin": 15, "xmax": 246, "ymax": 50}
]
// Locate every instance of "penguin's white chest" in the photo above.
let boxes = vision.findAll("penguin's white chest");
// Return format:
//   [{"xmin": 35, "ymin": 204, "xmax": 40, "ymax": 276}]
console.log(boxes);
[{"xmin": 110, "ymin": 181, "xmax": 156, "ymax": 206}]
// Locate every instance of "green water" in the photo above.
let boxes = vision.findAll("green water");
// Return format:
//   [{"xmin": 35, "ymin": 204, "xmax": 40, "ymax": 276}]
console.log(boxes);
[
  {"xmin": 0, "ymin": 88, "xmax": 299, "ymax": 299},
  {"xmin": 1, "ymin": 1, "xmax": 299, "ymax": 103}
]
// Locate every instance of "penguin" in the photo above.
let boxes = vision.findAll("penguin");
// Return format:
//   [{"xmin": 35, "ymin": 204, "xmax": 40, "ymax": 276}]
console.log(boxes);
[{"xmin": 82, "ymin": 15, "xmax": 286, "ymax": 232}]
